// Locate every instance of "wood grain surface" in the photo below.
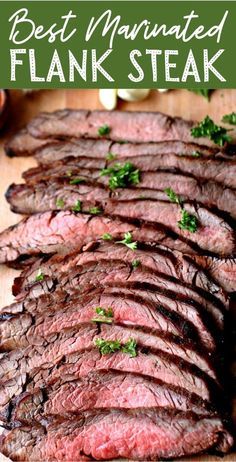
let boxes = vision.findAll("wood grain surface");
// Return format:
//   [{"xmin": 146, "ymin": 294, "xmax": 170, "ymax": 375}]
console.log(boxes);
[{"xmin": 0, "ymin": 88, "xmax": 235, "ymax": 462}]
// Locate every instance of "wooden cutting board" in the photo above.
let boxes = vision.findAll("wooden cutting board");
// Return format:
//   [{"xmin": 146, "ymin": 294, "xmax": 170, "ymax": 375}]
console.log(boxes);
[{"xmin": 0, "ymin": 89, "xmax": 235, "ymax": 462}]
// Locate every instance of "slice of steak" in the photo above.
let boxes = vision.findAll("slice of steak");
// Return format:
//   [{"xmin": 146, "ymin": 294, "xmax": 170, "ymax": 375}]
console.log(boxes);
[
  {"xmin": 14, "ymin": 240, "xmax": 227, "ymax": 308},
  {"xmin": 12, "ymin": 372, "xmax": 213, "ymax": 426},
  {"xmin": 1, "ymin": 409, "xmax": 233, "ymax": 461},
  {"xmin": 191, "ymin": 255, "xmax": 236, "ymax": 293},
  {"xmin": 27, "ymin": 109, "xmax": 234, "ymax": 148},
  {"xmin": 34, "ymin": 139, "xmax": 226, "ymax": 165},
  {"xmin": 0, "ymin": 283, "xmax": 217, "ymax": 353},
  {"xmin": 4, "ymin": 129, "xmax": 52, "ymax": 157},
  {"xmin": 12, "ymin": 257, "xmax": 226, "ymax": 332},
  {"xmin": 0, "ymin": 292, "xmax": 217, "ymax": 379},
  {"xmin": 103, "ymin": 199, "xmax": 235, "ymax": 256},
  {"xmin": 7, "ymin": 173, "xmax": 236, "ymax": 219},
  {"xmin": 0, "ymin": 339, "xmax": 217, "ymax": 402},
  {"xmin": 23, "ymin": 152, "xmax": 236, "ymax": 189},
  {"xmin": 0, "ymin": 211, "xmax": 201, "ymax": 264}
]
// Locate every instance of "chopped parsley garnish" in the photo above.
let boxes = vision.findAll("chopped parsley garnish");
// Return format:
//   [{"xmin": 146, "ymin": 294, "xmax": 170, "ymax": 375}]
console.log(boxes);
[
  {"xmin": 189, "ymin": 89, "xmax": 212, "ymax": 101},
  {"xmin": 35, "ymin": 269, "xmax": 44, "ymax": 282},
  {"xmin": 89, "ymin": 206, "xmax": 102, "ymax": 215},
  {"xmin": 72, "ymin": 200, "xmax": 82, "ymax": 212},
  {"xmin": 100, "ymin": 162, "xmax": 140, "ymax": 190},
  {"xmin": 191, "ymin": 151, "xmax": 202, "ymax": 158},
  {"xmin": 178, "ymin": 209, "xmax": 198, "ymax": 233},
  {"xmin": 117, "ymin": 232, "xmax": 137, "ymax": 251},
  {"xmin": 69, "ymin": 177, "xmax": 85, "ymax": 185},
  {"xmin": 106, "ymin": 152, "xmax": 117, "ymax": 161},
  {"xmin": 191, "ymin": 116, "xmax": 232, "ymax": 146},
  {"xmin": 222, "ymin": 112, "xmax": 236, "ymax": 125},
  {"xmin": 122, "ymin": 338, "xmax": 137, "ymax": 357},
  {"xmin": 164, "ymin": 188, "xmax": 182, "ymax": 206},
  {"xmin": 98, "ymin": 124, "xmax": 111, "ymax": 136},
  {"xmin": 56, "ymin": 198, "xmax": 65, "ymax": 209},
  {"xmin": 165, "ymin": 188, "xmax": 198, "ymax": 233},
  {"xmin": 132, "ymin": 259, "xmax": 140, "ymax": 268},
  {"xmin": 92, "ymin": 307, "xmax": 113, "ymax": 324},
  {"xmin": 101, "ymin": 233, "xmax": 113, "ymax": 240},
  {"xmin": 95, "ymin": 337, "xmax": 137, "ymax": 357}
]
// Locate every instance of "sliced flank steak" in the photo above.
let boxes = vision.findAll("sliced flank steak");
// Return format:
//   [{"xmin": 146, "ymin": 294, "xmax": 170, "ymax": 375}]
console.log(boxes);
[
  {"xmin": 22, "ymin": 152, "xmax": 236, "ymax": 189},
  {"xmin": 11, "ymin": 372, "xmax": 214, "ymax": 426},
  {"xmin": 1, "ymin": 283, "xmax": 218, "ymax": 353},
  {"xmin": 6, "ymin": 127, "xmax": 227, "ymax": 159},
  {"xmin": 11, "ymin": 257, "xmax": 226, "ymax": 332},
  {"xmin": 27, "ymin": 109, "xmax": 234, "ymax": 149},
  {"xmin": 7, "ymin": 172, "xmax": 236, "ymax": 219},
  {"xmin": 1, "ymin": 409, "xmax": 233, "ymax": 461},
  {"xmin": 13, "ymin": 241, "xmax": 227, "ymax": 308},
  {"xmin": 0, "ymin": 211, "xmax": 234, "ymax": 292},
  {"xmin": 0, "ymin": 211, "xmax": 202, "ymax": 264}
]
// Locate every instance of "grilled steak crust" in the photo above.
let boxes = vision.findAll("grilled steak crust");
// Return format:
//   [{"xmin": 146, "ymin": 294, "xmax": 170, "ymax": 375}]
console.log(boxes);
[
  {"xmin": 0, "ymin": 211, "xmax": 203, "ymax": 264},
  {"xmin": 27, "ymin": 109, "xmax": 234, "ymax": 149},
  {"xmin": 11, "ymin": 372, "xmax": 214, "ymax": 425},
  {"xmin": 4, "ymin": 129, "xmax": 53, "ymax": 157},
  {"xmin": 13, "ymin": 241, "xmax": 227, "ymax": 307},
  {"xmin": 6, "ymin": 173, "xmax": 236, "ymax": 219},
  {"xmin": 22, "ymin": 152, "xmax": 236, "ymax": 189},
  {"xmin": 1, "ymin": 409, "xmax": 233, "ymax": 461}
]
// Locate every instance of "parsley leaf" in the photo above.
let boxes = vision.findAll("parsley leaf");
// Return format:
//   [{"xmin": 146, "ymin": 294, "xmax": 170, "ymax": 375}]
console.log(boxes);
[
  {"xmin": 106, "ymin": 152, "xmax": 117, "ymax": 161},
  {"xmin": 95, "ymin": 337, "xmax": 137, "ymax": 357},
  {"xmin": 95, "ymin": 338, "xmax": 121, "ymax": 355},
  {"xmin": 222, "ymin": 112, "xmax": 236, "ymax": 125},
  {"xmin": 56, "ymin": 198, "xmax": 65, "ymax": 209},
  {"xmin": 101, "ymin": 233, "xmax": 113, "ymax": 240},
  {"xmin": 92, "ymin": 307, "xmax": 113, "ymax": 324},
  {"xmin": 131, "ymin": 259, "xmax": 140, "ymax": 268},
  {"xmin": 122, "ymin": 338, "xmax": 137, "ymax": 357},
  {"xmin": 69, "ymin": 177, "xmax": 85, "ymax": 185},
  {"xmin": 191, "ymin": 151, "xmax": 202, "ymax": 158},
  {"xmin": 100, "ymin": 162, "xmax": 140, "ymax": 190},
  {"xmin": 89, "ymin": 207, "xmax": 102, "ymax": 215},
  {"xmin": 72, "ymin": 200, "xmax": 82, "ymax": 212},
  {"xmin": 35, "ymin": 269, "xmax": 44, "ymax": 282},
  {"xmin": 178, "ymin": 209, "xmax": 198, "ymax": 233},
  {"xmin": 98, "ymin": 124, "xmax": 111, "ymax": 136},
  {"xmin": 117, "ymin": 232, "xmax": 137, "ymax": 251},
  {"xmin": 191, "ymin": 116, "xmax": 232, "ymax": 146},
  {"xmin": 164, "ymin": 188, "xmax": 182, "ymax": 206}
]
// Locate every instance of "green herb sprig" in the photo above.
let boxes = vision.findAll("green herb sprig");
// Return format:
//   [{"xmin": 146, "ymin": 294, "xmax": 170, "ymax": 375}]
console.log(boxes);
[
  {"xmin": 95, "ymin": 337, "xmax": 137, "ymax": 357},
  {"xmin": 117, "ymin": 232, "xmax": 137, "ymax": 251},
  {"xmin": 101, "ymin": 233, "xmax": 113, "ymax": 240},
  {"xmin": 191, "ymin": 116, "xmax": 232, "ymax": 146},
  {"xmin": 56, "ymin": 198, "xmax": 65, "ymax": 209},
  {"xmin": 89, "ymin": 207, "xmax": 102, "ymax": 215},
  {"xmin": 165, "ymin": 187, "xmax": 198, "ymax": 233},
  {"xmin": 100, "ymin": 162, "xmax": 140, "ymax": 190},
  {"xmin": 131, "ymin": 259, "xmax": 140, "ymax": 268},
  {"xmin": 69, "ymin": 177, "xmax": 85, "ymax": 185},
  {"xmin": 106, "ymin": 152, "xmax": 117, "ymax": 161},
  {"xmin": 92, "ymin": 307, "xmax": 113, "ymax": 324},
  {"xmin": 35, "ymin": 269, "xmax": 44, "ymax": 282},
  {"xmin": 222, "ymin": 112, "xmax": 236, "ymax": 125},
  {"xmin": 72, "ymin": 200, "xmax": 82, "ymax": 212},
  {"xmin": 98, "ymin": 124, "xmax": 111, "ymax": 136}
]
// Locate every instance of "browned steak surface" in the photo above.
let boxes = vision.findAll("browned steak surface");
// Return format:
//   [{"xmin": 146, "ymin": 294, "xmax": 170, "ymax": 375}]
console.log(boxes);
[
  {"xmin": 27, "ymin": 109, "xmax": 233, "ymax": 150},
  {"xmin": 1, "ymin": 409, "xmax": 233, "ymax": 461}
]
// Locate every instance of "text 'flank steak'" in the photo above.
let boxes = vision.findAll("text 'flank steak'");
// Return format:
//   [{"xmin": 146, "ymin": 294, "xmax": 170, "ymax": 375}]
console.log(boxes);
[{"xmin": 0, "ymin": 109, "xmax": 235, "ymax": 461}]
